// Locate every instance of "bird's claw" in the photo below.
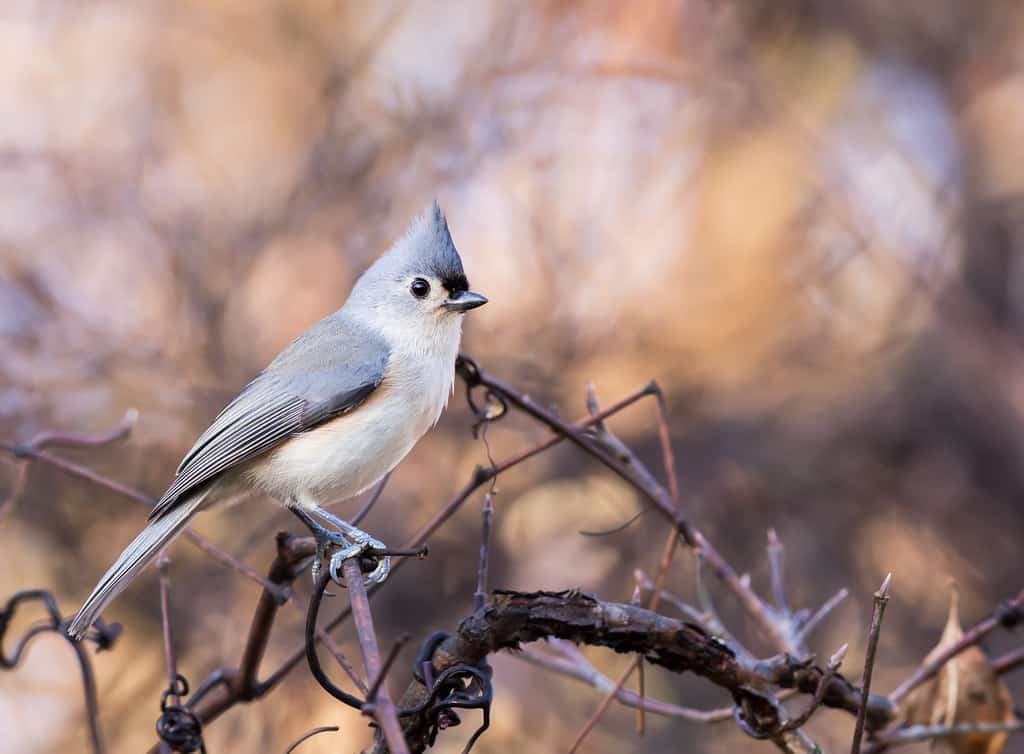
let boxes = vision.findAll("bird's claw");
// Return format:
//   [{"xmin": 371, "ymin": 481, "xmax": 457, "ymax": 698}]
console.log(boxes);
[
  {"xmin": 327, "ymin": 533, "xmax": 391, "ymax": 586},
  {"xmin": 311, "ymin": 529, "xmax": 352, "ymax": 586},
  {"xmin": 292, "ymin": 506, "xmax": 389, "ymax": 587}
]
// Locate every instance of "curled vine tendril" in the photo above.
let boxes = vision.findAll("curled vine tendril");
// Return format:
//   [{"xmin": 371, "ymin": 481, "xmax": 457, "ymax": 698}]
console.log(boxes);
[{"xmin": 155, "ymin": 674, "xmax": 206, "ymax": 754}]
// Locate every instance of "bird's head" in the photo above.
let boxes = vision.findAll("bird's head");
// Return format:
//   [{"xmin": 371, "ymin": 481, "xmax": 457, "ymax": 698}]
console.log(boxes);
[{"xmin": 346, "ymin": 203, "xmax": 487, "ymax": 350}]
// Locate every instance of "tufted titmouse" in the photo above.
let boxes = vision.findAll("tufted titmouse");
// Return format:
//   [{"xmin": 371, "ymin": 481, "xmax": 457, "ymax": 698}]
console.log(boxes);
[{"xmin": 67, "ymin": 204, "xmax": 486, "ymax": 640}]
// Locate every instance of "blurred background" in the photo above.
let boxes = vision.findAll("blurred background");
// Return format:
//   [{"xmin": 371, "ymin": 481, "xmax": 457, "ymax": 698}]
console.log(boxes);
[{"xmin": 2, "ymin": 1, "xmax": 1023, "ymax": 752}]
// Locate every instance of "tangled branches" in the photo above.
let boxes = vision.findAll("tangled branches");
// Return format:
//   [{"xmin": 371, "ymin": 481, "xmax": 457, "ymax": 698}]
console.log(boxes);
[{"xmin": 2, "ymin": 354, "xmax": 1022, "ymax": 753}]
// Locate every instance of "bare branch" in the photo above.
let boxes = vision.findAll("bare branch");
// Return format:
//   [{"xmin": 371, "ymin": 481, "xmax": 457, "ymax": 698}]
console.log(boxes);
[
  {"xmin": 993, "ymin": 645, "xmax": 1024, "ymax": 676},
  {"xmin": 633, "ymin": 569, "xmax": 706, "ymax": 624},
  {"xmin": 866, "ymin": 720, "xmax": 1024, "ymax": 751},
  {"xmin": 778, "ymin": 643, "xmax": 848, "ymax": 733},
  {"xmin": 567, "ymin": 522, "xmax": 681, "ymax": 752},
  {"xmin": 767, "ymin": 529, "xmax": 789, "ymax": 615},
  {"xmin": 283, "ymin": 725, "xmax": 340, "ymax": 754},
  {"xmin": 473, "ymin": 493, "xmax": 494, "ymax": 612},
  {"xmin": 341, "ymin": 558, "xmax": 409, "ymax": 754},
  {"xmin": 796, "ymin": 588, "xmax": 850, "ymax": 645},
  {"xmin": 158, "ymin": 554, "xmax": 180, "ymax": 703},
  {"xmin": 852, "ymin": 574, "xmax": 892, "ymax": 754},
  {"xmin": 247, "ymin": 380, "xmax": 661, "ymax": 705},
  {"xmin": 0, "ymin": 589, "xmax": 113, "ymax": 754},
  {"xmin": 391, "ymin": 589, "xmax": 895, "ymax": 753},
  {"xmin": 351, "ymin": 472, "xmax": 391, "ymax": 527},
  {"xmin": 516, "ymin": 639, "xmax": 736, "ymax": 722}
]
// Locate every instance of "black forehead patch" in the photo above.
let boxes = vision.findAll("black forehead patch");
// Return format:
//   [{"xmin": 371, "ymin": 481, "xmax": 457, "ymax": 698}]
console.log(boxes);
[{"xmin": 442, "ymin": 272, "xmax": 469, "ymax": 295}]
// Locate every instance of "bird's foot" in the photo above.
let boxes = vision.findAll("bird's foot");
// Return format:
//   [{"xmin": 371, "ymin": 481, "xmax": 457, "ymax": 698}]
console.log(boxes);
[
  {"xmin": 327, "ymin": 530, "xmax": 391, "ymax": 586},
  {"xmin": 310, "ymin": 526, "xmax": 353, "ymax": 586},
  {"xmin": 290, "ymin": 504, "xmax": 390, "ymax": 587}
]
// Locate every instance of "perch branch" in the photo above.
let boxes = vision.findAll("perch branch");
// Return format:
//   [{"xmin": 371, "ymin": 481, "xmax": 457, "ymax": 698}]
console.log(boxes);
[
  {"xmin": 392, "ymin": 589, "xmax": 895, "ymax": 753},
  {"xmin": 341, "ymin": 558, "xmax": 409, "ymax": 754}
]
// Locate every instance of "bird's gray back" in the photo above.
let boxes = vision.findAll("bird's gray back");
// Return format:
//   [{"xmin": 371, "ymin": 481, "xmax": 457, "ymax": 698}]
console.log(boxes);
[
  {"xmin": 148, "ymin": 311, "xmax": 390, "ymax": 520},
  {"xmin": 263, "ymin": 311, "xmax": 390, "ymax": 402}
]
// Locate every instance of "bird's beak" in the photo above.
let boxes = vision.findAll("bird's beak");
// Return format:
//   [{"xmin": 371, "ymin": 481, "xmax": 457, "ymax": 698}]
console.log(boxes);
[{"xmin": 444, "ymin": 290, "xmax": 488, "ymax": 312}]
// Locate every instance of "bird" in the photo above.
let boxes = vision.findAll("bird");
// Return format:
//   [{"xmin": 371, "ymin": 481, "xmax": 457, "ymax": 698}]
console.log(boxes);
[{"xmin": 67, "ymin": 203, "xmax": 487, "ymax": 640}]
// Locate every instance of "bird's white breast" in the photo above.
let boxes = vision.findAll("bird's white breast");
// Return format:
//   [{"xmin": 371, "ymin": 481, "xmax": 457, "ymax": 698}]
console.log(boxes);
[{"xmin": 248, "ymin": 343, "xmax": 456, "ymax": 506}]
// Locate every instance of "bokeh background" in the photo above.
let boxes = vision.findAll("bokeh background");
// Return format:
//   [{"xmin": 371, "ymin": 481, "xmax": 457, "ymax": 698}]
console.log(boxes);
[{"xmin": 2, "ymin": 1, "xmax": 1024, "ymax": 752}]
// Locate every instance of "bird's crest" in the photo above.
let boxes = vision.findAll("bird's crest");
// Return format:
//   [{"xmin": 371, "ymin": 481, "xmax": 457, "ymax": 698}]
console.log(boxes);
[{"xmin": 402, "ymin": 202, "xmax": 468, "ymax": 294}]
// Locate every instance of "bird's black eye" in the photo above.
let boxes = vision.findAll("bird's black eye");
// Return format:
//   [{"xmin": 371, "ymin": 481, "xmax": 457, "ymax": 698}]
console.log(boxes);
[{"xmin": 410, "ymin": 278, "xmax": 431, "ymax": 299}]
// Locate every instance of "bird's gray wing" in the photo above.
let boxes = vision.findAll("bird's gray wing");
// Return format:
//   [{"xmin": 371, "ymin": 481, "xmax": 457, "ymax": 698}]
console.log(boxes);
[{"xmin": 148, "ymin": 318, "xmax": 389, "ymax": 521}]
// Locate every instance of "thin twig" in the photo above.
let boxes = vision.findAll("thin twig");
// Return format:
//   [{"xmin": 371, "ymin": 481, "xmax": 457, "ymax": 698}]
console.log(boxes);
[
  {"xmin": 153, "ymin": 534, "xmax": 361, "ymax": 751},
  {"xmin": 866, "ymin": 720, "xmax": 1024, "ymax": 751},
  {"xmin": 517, "ymin": 640, "xmax": 736, "ymax": 722},
  {"xmin": 320, "ymin": 627, "xmax": 369, "ymax": 696},
  {"xmin": 796, "ymin": 588, "xmax": 850, "ymax": 645},
  {"xmin": 341, "ymin": 558, "xmax": 409, "ymax": 754},
  {"xmin": 993, "ymin": 645, "xmax": 1024, "ymax": 676},
  {"xmin": 0, "ymin": 455, "xmax": 30, "ymax": 522},
  {"xmin": 0, "ymin": 589, "xmax": 111, "ymax": 754},
  {"xmin": 366, "ymin": 634, "xmax": 411, "ymax": 704},
  {"xmin": 695, "ymin": 531, "xmax": 799, "ymax": 655},
  {"xmin": 158, "ymin": 553, "xmax": 179, "ymax": 704},
  {"xmin": 459, "ymin": 360, "xmax": 694, "ymax": 544},
  {"xmin": 8, "ymin": 443, "xmax": 287, "ymax": 596},
  {"xmin": 283, "ymin": 725, "xmax": 340, "ymax": 754},
  {"xmin": 650, "ymin": 383, "xmax": 681, "ymax": 506},
  {"xmin": 501, "ymin": 367, "xmax": 793, "ymax": 659},
  {"xmin": 852, "ymin": 574, "xmax": 892, "ymax": 754},
  {"xmin": 778, "ymin": 643, "xmax": 848, "ymax": 733},
  {"xmin": 566, "ymin": 381, "xmax": 686, "ymax": 751},
  {"xmin": 632, "ymin": 570, "xmax": 705, "ymax": 623},
  {"xmin": 767, "ymin": 529, "xmax": 789, "ymax": 614},
  {"xmin": 474, "ymin": 494, "xmax": 494, "ymax": 612},
  {"xmin": 1, "ymin": 407, "xmax": 138, "ymax": 520},
  {"xmin": 631, "ymin": 586, "xmax": 646, "ymax": 736},
  {"xmin": 694, "ymin": 551, "xmax": 746, "ymax": 652},
  {"xmin": 351, "ymin": 473, "xmax": 391, "ymax": 527},
  {"xmin": 567, "ymin": 529, "xmax": 679, "ymax": 753}
]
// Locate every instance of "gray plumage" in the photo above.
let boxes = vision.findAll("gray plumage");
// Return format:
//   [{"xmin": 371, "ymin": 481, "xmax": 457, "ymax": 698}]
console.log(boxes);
[
  {"xmin": 68, "ymin": 204, "xmax": 486, "ymax": 640},
  {"xmin": 150, "ymin": 316, "xmax": 389, "ymax": 521}
]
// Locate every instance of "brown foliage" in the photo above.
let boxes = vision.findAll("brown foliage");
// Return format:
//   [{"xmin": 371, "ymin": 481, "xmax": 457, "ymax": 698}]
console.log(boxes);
[{"xmin": 900, "ymin": 585, "xmax": 1016, "ymax": 754}]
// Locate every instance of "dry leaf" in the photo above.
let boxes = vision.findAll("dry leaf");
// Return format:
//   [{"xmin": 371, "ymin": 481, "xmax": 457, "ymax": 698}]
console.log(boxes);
[{"xmin": 900, "ymin": 583, "xmax": 1015, "ymax": 754}]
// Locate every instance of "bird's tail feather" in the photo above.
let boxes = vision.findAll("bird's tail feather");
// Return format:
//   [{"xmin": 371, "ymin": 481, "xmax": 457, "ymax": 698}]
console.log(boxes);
[{"xmin": 67, "ymin": 494, "xmax": 204, "ymax": 640}]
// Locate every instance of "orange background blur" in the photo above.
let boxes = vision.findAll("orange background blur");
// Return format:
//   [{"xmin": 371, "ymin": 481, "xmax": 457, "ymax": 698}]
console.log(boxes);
[{"xmin": 2, "ymin": 2, "xmax": 1023, "ymax": 752}]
